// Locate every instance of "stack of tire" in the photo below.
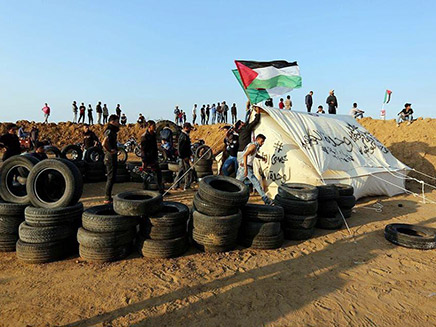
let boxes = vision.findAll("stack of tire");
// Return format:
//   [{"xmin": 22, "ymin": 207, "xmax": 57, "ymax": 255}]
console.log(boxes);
[
  {"xmin": 239, "ymin": 204, "xmax": 284, "ymax": 249},
  {"xmin": 115, "ymin": 162, "xmax": 130, "ymax": 183},
  {"xmin": 274, "ymin": 183, "xmax": 319, "ymax": 240},
  {"xmin": 335, "ymin": 184, "xmax": 356, "ymax": 219},
  {"xmin": 194, "ymin": 145, "xmax": 214, "ymax": 178},
  {"xmin": 191, "ymin": 176, "xmax": 249, "ymax": 252},
  {"xmin": 61, "ymin": 144, "xmax": 85, "ymax": 179},
  {"xmin": 316, "ymin": 185, "xmax": 343, "ymax": 230},
  {"xmin": 83, "ymin": 146, "xmax": 106, "ymax": 183},
  {"xmin": 78, "ymin": 204, "xmax": 138, "ymax": 262},
  {"xmin": 137, "ymin": 201, "xmax": 189, "ymax": 258},
  {"xmin": 16, "ymin": 158, "xmax": 84, "ymax": 264},
  {"xmin": 0, "ymin": 155, "xmax": 40, "ymax": 252}
]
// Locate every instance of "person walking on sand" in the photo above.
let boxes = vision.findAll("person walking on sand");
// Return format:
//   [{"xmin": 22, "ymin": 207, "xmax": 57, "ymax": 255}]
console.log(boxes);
[
  {"xmin": 231, "ymin": 103, "xmax": 237, "ymax": 124},
  {"xmin": 200, "ymin": 105, "xmax": 206, "ymax": 125},
  {"xmin": 96, "ymin": 101, "xmax": 103, "ymax": 124},
  {"xmin": 78, "ymin": 102, "xmax": 86, "ymax": 123},
  {"xmin": 87, "ymin": 104, "xmax": 94, "ymax": 125},
  {"xmin": 72, "ymin": 101, "xmax": 78, "ymax": 123},
  {"xmin": 175, "ymin": 122, "xmax": 194, "ymax": 190},
  {"xmin": 102, "ymin": 114, "xmax": 120, "ymax": 204},
  {"xmin": 284, "ymin": 95, "xmax": 292, "ymax": 110},
  {"xmin": 102, "ymin": 104, "xmax": 109, "ymax": 124},
  {"xmin": 326, "ymin": 90, "xmax": 338, "ymax": 114},
  {"xmin": 236, "ymin": 134, "xmax": 273, "ymax": 205},
  {"xmin": 305, "ymin": 91, "xmax": 313, "ymax": 113},
  {"xmin": 141, "ymin": 120, "xmax": 164, "ymax": 194},
  {"xmin": 42, "ymin": 103, "xmax": 50, "ymax": 123},
  {"xmin": 115, "ymin": 104, "xmax": 121, "ymax": 117},
  {"xmin": 192, "ymin": 104, "xmax": 197, "ymax": 125},
  {"xmin": 397, "ymin": 103, "xmax": 414, "ymax": 126}
]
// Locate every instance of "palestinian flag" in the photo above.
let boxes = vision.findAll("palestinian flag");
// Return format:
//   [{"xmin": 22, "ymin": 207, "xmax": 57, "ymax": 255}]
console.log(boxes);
[
  {"xmin": 235, "ymin": 60, "xmax": 302, "ymax": 98},
  {"xmin": 232, "ymin": 69, "xmax": 270, "ymax": 105},
  {"xmin": 383, "ymin": 90, "xmax": 392, "ymax": 104}
]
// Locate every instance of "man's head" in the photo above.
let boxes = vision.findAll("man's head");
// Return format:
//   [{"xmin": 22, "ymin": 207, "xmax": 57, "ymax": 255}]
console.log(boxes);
[
  {"xmin": 98, "ymin": 101, "xmax": 101, "ymax": 105},
  {"xmin": 280, "ymin": 98, "xmax": 283, "ymax": 102},
  {"xmin": 183, "ymin": 122, "xmax": 193, "ymax": 133},
  {"xmin": 83, "ymin": 124, "xmax": 90, "ymax": 132},
  {"xmin": 318, "ymin": 105, "xmax": 323, "ymax": 110},
  {"xmin": 287, "ymin": 95, "xmax": 290, "ymax": 99},
  {"xmin": 329, "ymin": 89, "xmax": 334, "ymax": 95},
  {"xmin": 255, "ymin": 134, "xmax": 266, "ymax": 147},
  {"xmin": 108, "ymin": 114, "xmax": 120, "ymax": 127},
  {"xmin": 235, "ymin": 120, "xmax": 243, "ymax": 131},
  {"xmin": 194, "ymin": 104, "xmax": 197, "ymax": 108},
  {"xmin": 310, "ymin": 91, "xmax": 313, "ymax": 95},
  {"xmin": 147, "ymin": 120, "xmax": 156, "ymax": 133},
  {"xmin": 35, "ymin": 142, "xmax": 45, "ymax": 153},
  {"xmin": 6, "ymin": 123, "xmax": 17, "ymax": 134},
  {"xmin": 81, "ymin": 102, "xmax": 84, "ymax": 106},
  {"xmin": 45, "ymin": 103, "xmax": 48, "ymax": 106},
  {"xmin": 405, "ymin": 103, "xmax": 412, "ymax": 109},
  {"xmin": 73, "ymin": 101, "xmax": 76, "ymax": 104},
  {"xmin": 353, "ymin": 103, "xmax": 358, "ymax": 108},
  {"xmin": 175, "ymin": 105, "xmax": 179, "ymax": 109},
  {"xmin": 88, "ymin": 104, "xmax": 91, "ymax": 107},
  {"xmin": 222, "ymin": 101, "xmax": 226, "ymax": 104},
  {"xmin": 117, "ymin": 104, "xmax": 120, "ymax": 107}
]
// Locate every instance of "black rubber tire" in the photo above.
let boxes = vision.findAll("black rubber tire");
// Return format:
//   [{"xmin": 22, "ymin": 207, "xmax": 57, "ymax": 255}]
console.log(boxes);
[
  {"xmin": 113, "ymin": 190, "xmax": 163, "ymax": 216},
  {"xmin": 82, "ymin": 205, "xmax": 138, "ymax": 233},
  {"xmin": 84, "ymin": 146, "xmax": 104, "ymax": 163},
  {"xmin": 127, "ymin": 161, "xmax": 142, "ymax": 171},
  {"xmin": 192, "ymin": 228, "xmax": 238, "ymax": 247},
  {"xmin": 384, "ymin": 223, "xmax": 436, "ymax": 249},
  {"xmin": 316, "ymin": 216, "xmax": 343, "ymax": 230},
  {"xmin": 277, "ymin": 183, "xmax": 318, "ymax": 201},
  {"xmin": 192, "ymin": 210, "xmax": 242, "ymax": 233},
  {"xmin": 141, "ymin": 223, "xmax": 186, "ymax": 240},
  {"xmin": 197, "ymin": 172, "xmax": 214, "ymax": 178},
  {"xmin": 61, "ymin": 145, "xmax": 83, "ymax": 162},
  {"xmin": 317, "ymin": 200, "xmax": 339, "ymax": 217},
  {"xmin": 194, "ymin": 158, "xmax": 214, "ymax": 167},
  {"xmin": 85, "ymin": 161, "xmax": 105, "ymax": 170},
  {"xmin": 77, "ymin": 227, "xmax": 135, "ymax": 248},
  {"xmin": 137, "ymin": 235, "xmax": 188, "ymax": 258},
  {"xmin": 239, "ymin": 231, "xmax": 284, "ymax": 249},
  {"xmin": 242, "ymin": 203, "xmax": 284, "ymax": 222},
  {"xmin": 0, "ymin": 155, "xmax": 40, "ymax": 204},
  {"xmin": 16, "ymin": 239, "xmax": 68, "ymax": 264},
  {"xmin": 24, "ymin": 202, "xmax": 83, "ymax": 227},
  {"xmin": 117, "ymin": 147, "xmax": 128, "ymax": 164},
  {"xmin": 0, "ymin": 215, "xmax": 24, "ymax": 234},
  {"xmin": 0, "ymin": 233, "xmax": 18, "ymax": 252},
  {"xmin": 193, "ymin": 240, "xmax": 236, "ymax": 253},
  {"xmin": 283, "ymin": 214, "xmax": 317, "ymax": 229},
  {"xmin": 159, "ymin": 162, "xmax": 169, "ymax": 170},
  {"xmin": 18, "ymin": 222, "xmax": 74, "ymax": 243},
  {"xmin": 195, "ymin": 145, "xmax": 213, "ymax": 160},
  {"xmin": 239, "ymin": 221, "xmax": 281, "ymax": 237},
  {"xmin": 161, "ymin": 170, "xmax": 174, "ymax": 183},
  {"xmin": 274, "ymin": 195, "xmax": 318, "ymax": 215},
  {"xmin": 193, "ymin": 193, "xmax": 239, "ymax": 216},
  {"xmin": 148, "ymin": 201, "xmax": 189, "ymax": 226},
  {"xmin": 337, "ymin": 195, "xmax": 356, "ymax": 209},
  {"xmin": 168, "ymin": 162, "xmax": 179, "ymax": 172},
  {"xmin": 79, "ymin": 244, "xmax": 131, "ymax": 263},
  {"xmin": 0, "ymin": 201, "xmax": 27, "ymax": 216},
  {"xmin": 340, "ymin": 207, "xmax": 352, "ymax": 219},
  {"xmin": 334, "ymin": 184, "xmax": 354, "ymax": 196},
  {"xmin": 317, "ymin": 185, "xmax": 339, "ymax": 201},
  {"xmin": 195, "ymin": 165, "xmax": 213, "ymax": 173},
  {"xmin": 284, "ymin": 227, "xmax": 315, "ymax": 240},
  {"xmin": 27, "ymin": 158, "xmax": 83, "ymax": 209},
  {"xmin": 198, "ymin": 175, "xmax": 249, "ymax": 207},
  {"xmin": 115, "ymin": 174, "xmax": 130, "ymax": 183},
  {"xmin": 45, "ymin": 146, "xmax": 62, "ymax": 158}
]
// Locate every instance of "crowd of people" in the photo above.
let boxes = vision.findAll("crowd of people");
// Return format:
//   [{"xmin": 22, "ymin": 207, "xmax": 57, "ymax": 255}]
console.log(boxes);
[{"xmin": 175, "ymin": 102, "xmax": 238, "ymax": 126}]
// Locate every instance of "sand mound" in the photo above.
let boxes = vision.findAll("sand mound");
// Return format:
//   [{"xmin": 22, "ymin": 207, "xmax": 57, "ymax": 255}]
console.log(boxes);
[{"xmin": 1, "ymin": 118, "xmax": 434, "ymax": 185}]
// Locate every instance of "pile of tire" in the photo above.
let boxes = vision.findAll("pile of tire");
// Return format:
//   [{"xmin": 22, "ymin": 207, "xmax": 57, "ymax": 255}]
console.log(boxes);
[
  {"xmin": 316, "ymin": 185, "xmax": 343, "ymax": 230},
  {"xmin": 0, "ymin": 201, "xmax": 26, "ymax": 252},
  {"xmin": 191, "ymin": 176, "xmax": 249, "ymax": 252},
  {"xmin": 335, "ymin": 184, "xmax": 356, "ymax": 218},
  {"xmin": 16, "ymin": 158, "xmax": 84, "ymax": 264},
  {"xmin": 61, "ymin": 145, "xmax": 85, "ymax": 178},
  {"xmin": 127, "ymin": 161, "xmax": 143, "ymax": 182},
  {"xmin": 274, "ymin": 183, "xmax": 319, "ymax": 240},
  {"xmin": 137, "ymin": 201, "xmax": 189, "ymax": 258},
  {"xmin": 239, "ymin": 204, "xmax": 284, "ymax": 249},
  {"xmin": 78, "ymin": 204, "xmax": 138, "ymax": 262},
  {"xmin": 83, "ymin": 146, "xmax": 105, "ymax": 183},
  {"xmin": 194, "ymin": 145, "xmax": 213, "ymax": 178},
  {"xmin": 115, "ymin": 163, "xmax": 130, "ymax": 183}
]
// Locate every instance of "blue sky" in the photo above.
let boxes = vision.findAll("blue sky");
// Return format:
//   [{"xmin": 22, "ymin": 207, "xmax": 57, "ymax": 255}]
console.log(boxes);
[{"xmin": 1, "ymin": 0, "xmax": 435, "ymax": 123}]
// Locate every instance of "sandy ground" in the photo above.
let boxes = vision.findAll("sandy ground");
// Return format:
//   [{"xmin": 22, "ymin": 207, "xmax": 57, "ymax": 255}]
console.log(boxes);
[{"xmin": 1, "ymin": 179, "xmax": 436, "ymax": 327}]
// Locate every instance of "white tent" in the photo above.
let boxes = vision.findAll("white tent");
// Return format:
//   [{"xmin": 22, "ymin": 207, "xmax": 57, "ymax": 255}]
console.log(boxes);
[{"xmin": 245, "ymin": 106, "xmax": 409, "ymax": 200}]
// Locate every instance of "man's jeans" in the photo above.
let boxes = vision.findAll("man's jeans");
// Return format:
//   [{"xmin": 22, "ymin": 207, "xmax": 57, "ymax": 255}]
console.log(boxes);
[
  {"xmin": 397, "ymin": 114, "xmax": 413, "ymax": 124},
  {"xmin": 104, "ymin": 153, "xmax": 118, "ymax": 201},
  {"xmin": 175, "ymin": 158, "xmax": 192, "ymax": 189},
  {"xmin": 236, "ymin": 165, "xmax": 268, "ymax": 203},
  {"xmin": 73, "ymin": 112, "xmax": 77, "ymax": 123},
  {"xmin": 222, "ymin": 156, "xmax": 238, "ymax": 176},
  {"xmin": 212, "ymin": 113, "xmax": 216, "ymax": 124},
  {"xmin": 97, "ymin": 113, "xmax": 102, "ymax": 124}
]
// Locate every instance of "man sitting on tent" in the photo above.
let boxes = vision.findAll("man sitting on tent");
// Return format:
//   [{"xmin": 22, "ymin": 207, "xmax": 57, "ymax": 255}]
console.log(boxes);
[{"xmin": 236, "ymin": 134, "xmax": 273, "ymax": 205}]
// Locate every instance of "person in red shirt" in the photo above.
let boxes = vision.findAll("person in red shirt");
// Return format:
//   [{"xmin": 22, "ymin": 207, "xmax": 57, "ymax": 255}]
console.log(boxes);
[
  {"xmin": 42, "ymin": 103, "xmax": 50, "ymax": 123},
  {"xmin": 278, "ymin": 98, "xmax": 285, "ymax": 109}
]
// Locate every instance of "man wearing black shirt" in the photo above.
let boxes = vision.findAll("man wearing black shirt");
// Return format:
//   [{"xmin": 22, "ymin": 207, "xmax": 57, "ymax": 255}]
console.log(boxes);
[
  {"xmin": 96, "ymin": 101, "xmax": 103, "ymax": 125},
  {"xmin": 175, "ymin": 122, "xmax": 193, "ymax": 190},
  {"xmin": 102, "ymin": 115, "xmax": 120, "ymax": 203},
  {"xmin": 326, "ymin": 90, "xmax": 338, "ymax": 114},
  {"xmin": 116, "ymin": 104, "xmax": 121, "ymax": 117},
  {"xmin": 0, "ymin": 123, "xmax": 21, "ymax": 161},
  {"xmin": 237, "ymin": 106, "xmax": 261, "ymax": 151},
  {"xmin": 141, "ymin": 120, "xmax": 164, "ymax": 193},
  {"xmin": 78, "ymin": 102, "xmax": 86, "ymax": 124},
  {"xmin": 397, "ymin": 103, "xmax": 414, "ymax": 126},
  {"xmin": 222, "ymin": 124, "xmax": 240, "ymax": 176},
  {"xmin": 83, "ymin": 124, "xmax": 99, "ymax": 150}
]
